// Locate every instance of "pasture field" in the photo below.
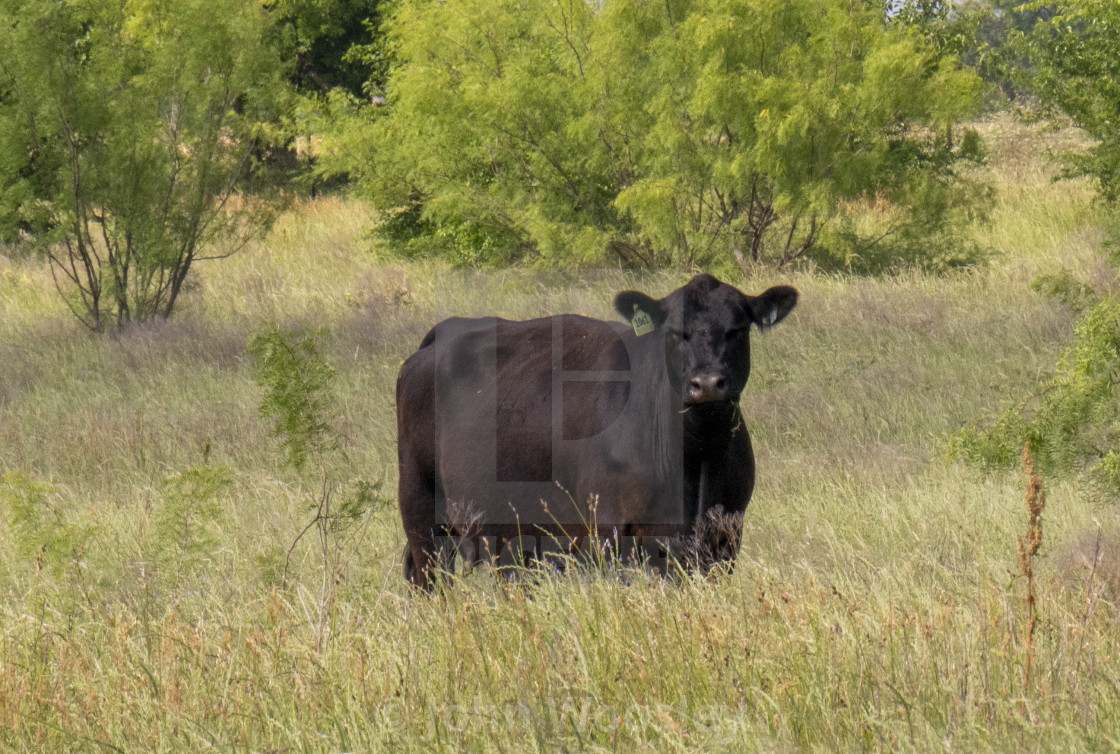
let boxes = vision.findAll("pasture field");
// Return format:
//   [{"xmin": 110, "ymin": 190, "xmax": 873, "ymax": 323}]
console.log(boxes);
[{"xmin": 1, "ymin": 116, "xmax": 1119, "ymax": 751}]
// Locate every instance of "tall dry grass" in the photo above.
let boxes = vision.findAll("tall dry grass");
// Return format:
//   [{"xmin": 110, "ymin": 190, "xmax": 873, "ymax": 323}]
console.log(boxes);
[{"xmin": 0, "ymin": 119, "xmax": 1118, "ymax": 751}]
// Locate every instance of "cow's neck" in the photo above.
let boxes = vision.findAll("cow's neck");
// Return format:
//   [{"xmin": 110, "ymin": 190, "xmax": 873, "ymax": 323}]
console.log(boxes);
[
  {"xmin": 682, "ymin": 401, "xmax": 741, "ymax": 456},
  {"xmin": 625, "ymin": 332, "xmax": 685, "ymax": 483},
  {"xmin": 681, "ymin": 403, "xmax": 741, "ymax": 524}
]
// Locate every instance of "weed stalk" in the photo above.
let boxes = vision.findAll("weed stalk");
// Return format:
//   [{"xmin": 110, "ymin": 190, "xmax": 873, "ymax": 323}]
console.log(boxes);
[{"xmin": 1017, "ymin": 444, "xmax": 1046, "ymax": 713}]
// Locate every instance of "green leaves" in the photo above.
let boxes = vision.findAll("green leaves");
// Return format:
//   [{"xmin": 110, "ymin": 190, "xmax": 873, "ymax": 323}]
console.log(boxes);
[
  {"xmin": 152, "ymin": 465, "xmax": 232, "ymax": 576},
  {"xmin": 945, "ymin": 0, "xmax": 1120, "ymax": 495},
  {"xmin": 327, "ymin": 0, "xmax": 986, "ymax": 270},
  {"xmin": 270, "ymin": 0, "xmax": 386, "ymax": 96},
  {"xmin": 0, "ymin": 471, "xmax": 92, "ymax": 576},
  {"xmin": 1019, "ymin": 0, "xmax": 1120, "ymax": 201},
  {"xmin": 248, "ymin": 325, "xmax": 338, "ymax": 474},
  {"xmin": 0, "ymin": 0, "xmax": 292, "ymax": 331},
  {"xmin": 949, "ymin": 294, "xmax": 1120, "ymax": 494},
  {"xmin": 247, "ymin": 323, "xmax": 385, "ymax": 625}
]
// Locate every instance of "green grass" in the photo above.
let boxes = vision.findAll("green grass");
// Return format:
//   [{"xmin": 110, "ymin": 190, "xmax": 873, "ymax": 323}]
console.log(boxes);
[{"xmin": 1, "ymin": 119, "xmax": 1120, "ymax": 751}]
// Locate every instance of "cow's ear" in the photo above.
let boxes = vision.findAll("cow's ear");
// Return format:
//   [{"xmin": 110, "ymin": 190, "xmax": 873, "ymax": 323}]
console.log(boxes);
[
  {"xmin": 747, "ymin": 285, "xmax": 798, "ymax": 330},
  {"xmin": 614, "ymin": 290, "xmax": 667, "ymax": 327}
]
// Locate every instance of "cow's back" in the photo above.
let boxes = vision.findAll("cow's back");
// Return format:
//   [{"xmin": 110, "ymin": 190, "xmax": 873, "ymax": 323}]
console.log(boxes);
[{"xmin": 397, "ymin": 313, "xmax": 682, "ymax": 541}]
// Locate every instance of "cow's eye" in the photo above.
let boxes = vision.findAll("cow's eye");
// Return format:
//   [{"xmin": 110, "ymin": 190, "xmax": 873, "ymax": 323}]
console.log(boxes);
[{"xmin": 667, "ymin": 329, "xmax": 689, "ymax": 342}]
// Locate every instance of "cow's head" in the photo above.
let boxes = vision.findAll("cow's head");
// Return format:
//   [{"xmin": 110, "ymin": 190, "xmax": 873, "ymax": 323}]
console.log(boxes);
[{"xmin": 614, "ymin": 274, "xmax": 797, "ymax": 406}]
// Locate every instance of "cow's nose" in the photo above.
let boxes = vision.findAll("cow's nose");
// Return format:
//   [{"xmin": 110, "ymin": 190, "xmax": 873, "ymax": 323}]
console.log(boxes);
[{"xmin": 688, "ymin": 374, "xmax": 726, "ymax": 403}]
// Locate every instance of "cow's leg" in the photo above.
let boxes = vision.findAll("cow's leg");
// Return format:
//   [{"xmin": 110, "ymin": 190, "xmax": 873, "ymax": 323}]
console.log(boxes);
[
  {"xmin": 398, "ymin": 343, "xmax": 443, "ymax": 591},
  {"xmin": 399, "ymin": 445, "xmax": 441, "ymax": 590},
  {"xmin": 700, "ymin": 426, "xmax": 754, "ymax": 572},
  {"xmin": 401, "ymin": 534, "xmax": 456, "ymax": 588},
  {"xmin": 402, "ymin": 544, "xmax": 416, "ymax": 584}
]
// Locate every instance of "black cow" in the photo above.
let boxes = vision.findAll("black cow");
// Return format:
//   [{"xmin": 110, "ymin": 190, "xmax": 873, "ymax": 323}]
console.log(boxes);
[{"xmin": 396, "ymin": 274, "xmax": 797, "ymax": 588}]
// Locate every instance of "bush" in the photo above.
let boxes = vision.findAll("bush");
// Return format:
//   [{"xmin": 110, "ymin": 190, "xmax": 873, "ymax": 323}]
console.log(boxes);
[
  {"xmin": 248, "ymin": 324, "xmax": 385, "ymax": 648},
  {"xmin": 323, "ymin": 0, "xmax": 988, "ymax": 269},
  {"xmin": 947, "ymin": 292, "xmax": 1120, "ymax": 494},
  {"xmin": 948, "ymin": 0, "xmax": 1120, "ymax": 492},
  {"xmin": 0, "ymin": 0, "xmax": 292, "ymax": 331},
  {"xmin": 0, "ymin": 471, "xmax": 91, "ymax": 577},
  {"xmin": 1020, "ymin": 0, "xmax": 1120, "ymax": 202}
]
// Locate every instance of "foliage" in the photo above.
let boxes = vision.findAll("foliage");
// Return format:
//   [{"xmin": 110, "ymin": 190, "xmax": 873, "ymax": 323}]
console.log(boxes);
[
  {"xmin": 248, "ymin": 324, "xmax": 339, "ymax": 474},
  {"xmin": 947, "ymin": 292, "xmax": 1120, "ymax": 494},
  {"xmin": 890, "ymin": 0, "xmax": 983, "ymax": 58},
  {"xmin": 0, "ymin": 471, "xmax": 91, "ymax": 576},
  {"xmin": 248, "ymin": 323, "xmax": 384, "ymax": 649},
  {"xmin": 270, "ymin": 0, "xmax": 387, "ymax": 98},
  {"xmin": 0, "ymin": 0, "xmax": 292, "ymax": 332},
  {"xmin": 323, "ymin": 0, "xmax": 987, "ymax": 269},
  {"xmin": 947, "ymin": 0, "xmax": 1120, "ymax": 493},
  {"xmin": 269, "ymin": 1, "xmax": 388, "ymax": 200},
  {"xmin": 1020, "ymin": 0, "xmax": 1120, "ymax": 201},
  {"xmin": 890, "ymin": 0, "xmax": 1057, "ymax": 107},
  {"xmin": 947, "ymin": 0, "xmax": 1120, "ymax": 497},
  {"xmin": 151, "ymin": 464, "xmax": 231, "ymax": 577},
  {"xmin": 969, "ymin": 0, "xmax": 1055, "ymax": 101}
]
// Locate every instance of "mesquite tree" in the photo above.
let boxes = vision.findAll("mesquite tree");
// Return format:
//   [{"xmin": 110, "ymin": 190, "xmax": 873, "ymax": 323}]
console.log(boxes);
[
  {"xmin": 0, "ymin": 0, "xmax": 290, "ymax": 332},
  {"xmin": 324, "ymin": 0, "xmax": 986, "ymax": 270}
]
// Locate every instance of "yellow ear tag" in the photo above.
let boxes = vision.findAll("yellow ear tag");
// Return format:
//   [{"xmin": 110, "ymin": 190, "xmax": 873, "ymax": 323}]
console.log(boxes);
[{"xmin": 632, "ymin": 305, "xmax": 655, "ymax": 336}]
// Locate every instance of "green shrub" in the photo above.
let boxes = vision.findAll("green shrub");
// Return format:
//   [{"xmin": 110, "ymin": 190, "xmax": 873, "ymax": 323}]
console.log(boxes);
[
  {"xmin": 150, "ymin": 465, "xmax": 232, "ymax": 579},
  {"xmin": 322, "ymin": 0, "xmax": 988, "ymax": 269},
  {"xmin": 948, "ymin": 292, "xmax": 1120, "ymax": 492},
  {"xmin": 0, "ymin": 471, "xmax": 92, "ymax": 577},
  {"xmin": 0, "ymin": 0, "xmax": 291, "ymax": 331},
  {"xmin": 248, "ymin": 324, "xmax": 339, "ymax": 474},
  {"xmin": 1021, "ymin": 0, "xmax": 1120, "ymax": 202},
  {"xmin": 248, "ymin": 324, "xmax": 385, "ymax": 647}
]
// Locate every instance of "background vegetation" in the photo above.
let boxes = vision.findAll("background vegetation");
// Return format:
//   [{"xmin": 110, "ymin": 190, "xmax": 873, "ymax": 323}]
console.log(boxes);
[
  {"xmin": 3, "ymin": 0, "xmax": 1120, "ymax": 750},
  {"xmin": 0, "ymin": 0, "xmax": 291, "ymax": 332},
  {"xmin": 321, "ymin": 0, "xmax": 989, "ymax": 271},
  {"xmin": 1, "ymin": 115, "xmax": 1118, "ymax": 751}
]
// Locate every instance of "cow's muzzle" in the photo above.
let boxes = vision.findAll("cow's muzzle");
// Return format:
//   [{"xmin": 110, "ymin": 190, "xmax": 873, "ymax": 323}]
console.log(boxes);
[{"xmin": 687, "ymin": 373, "xmax": 728, "ymax": 404}]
